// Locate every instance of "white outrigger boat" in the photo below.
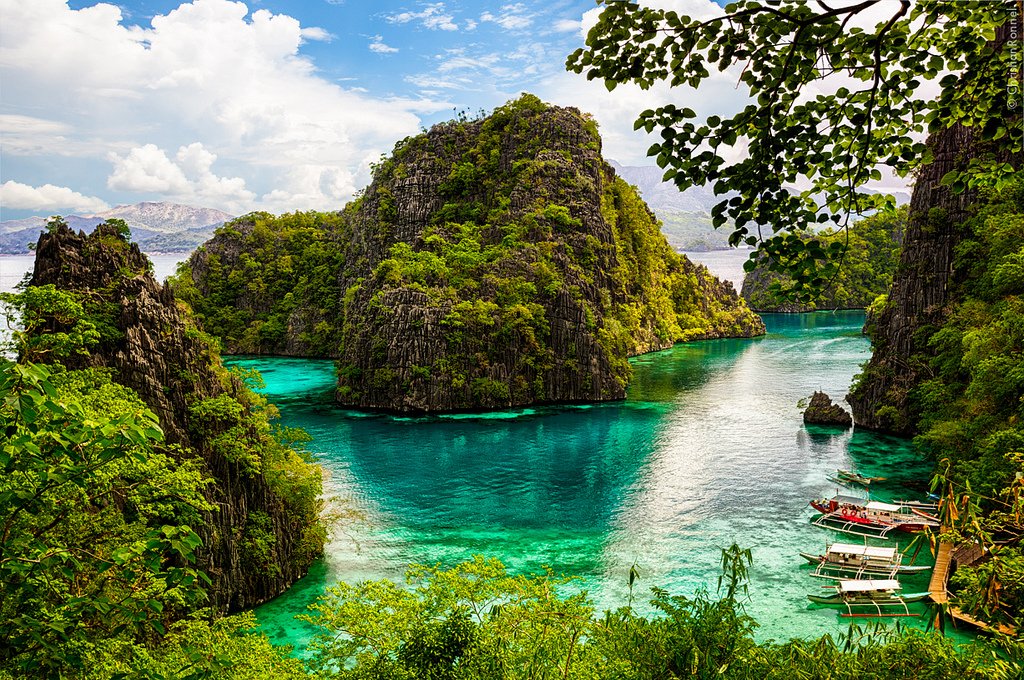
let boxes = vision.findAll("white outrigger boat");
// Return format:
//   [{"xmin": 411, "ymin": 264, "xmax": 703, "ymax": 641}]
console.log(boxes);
[
  {"xmin": 827, "ymin": 469, "xmax": 885, "ymax": 488},
  {"xmin": 799, "ymin": 542, "xmax": 931, "ymax": 580},
  {"xmin": 810, "ymin": 494, "xmax": 940, "ymax": 539},
  {"xmin": 892, "ymin": 497, "xmax": 940, "ymax": 512},
  {"xmin": 807, "ymin": 579, "xmax": 930, "ymax": 617}
]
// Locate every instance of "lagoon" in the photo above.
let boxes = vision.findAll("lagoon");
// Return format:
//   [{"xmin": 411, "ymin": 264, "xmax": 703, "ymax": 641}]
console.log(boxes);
[{"xmin": 237, "ymin": 311, "xmax": 946, "ymax": 651}]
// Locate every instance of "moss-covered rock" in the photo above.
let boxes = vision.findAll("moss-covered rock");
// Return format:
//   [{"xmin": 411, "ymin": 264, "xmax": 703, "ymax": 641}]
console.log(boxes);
[
  {"xmin": 175, "ymin": 95, "xmax": 764, "ymax": 412},
  {"xmin": 802, "ymin": 391, "xmax": 852, "ymax": 427}
]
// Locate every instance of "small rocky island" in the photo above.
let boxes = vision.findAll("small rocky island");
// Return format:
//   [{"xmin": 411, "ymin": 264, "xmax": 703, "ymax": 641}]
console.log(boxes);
[
  {"xmin": 803, "ymin": 391, "xmax": 853, "ymax": 428},
  {"xmin": 173, "ymin": 95, "xmax": 764, "ymax": 412}
]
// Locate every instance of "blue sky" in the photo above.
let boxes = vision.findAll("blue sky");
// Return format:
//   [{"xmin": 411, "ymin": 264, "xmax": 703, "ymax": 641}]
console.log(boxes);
[{"xmin": 0, "ymin": 0, "xmax": 745, "ymax": 220}]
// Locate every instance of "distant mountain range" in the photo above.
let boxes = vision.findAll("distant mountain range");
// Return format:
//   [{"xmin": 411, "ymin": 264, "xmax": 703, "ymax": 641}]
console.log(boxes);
[
  {"xmin": 0, "ymin": 172, "xmax": 912, "ymax": 256},
  {"xmin": 0, "ymin": 202, "xmax": 234, "ymax": 254},
  {"xmin": 609, "ymin": 161, "xmax": 911, "ymax": 252}
]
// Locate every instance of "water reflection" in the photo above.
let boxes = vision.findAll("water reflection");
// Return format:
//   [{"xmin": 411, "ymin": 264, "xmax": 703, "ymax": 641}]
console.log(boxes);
[{"xmin": 244, "ymin": 311, "xmax": 944, "ymax": 648}]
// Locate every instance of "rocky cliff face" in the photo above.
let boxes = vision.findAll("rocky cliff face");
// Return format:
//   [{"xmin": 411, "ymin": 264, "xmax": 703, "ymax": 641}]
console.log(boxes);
[
  {"xmin": 30, "ymin": 223, "xmax": 323, "ymax": 612},
  {"xmin": 846, "ymin": 124, "xmax": 983, "ymax": 434},
  {"xmin": 332, "ymin": 98, "xmax": 763, "ymax": 411},
  {"xmin": 178, "ymin": 95, "xmax": 764, "ymax": 412}
]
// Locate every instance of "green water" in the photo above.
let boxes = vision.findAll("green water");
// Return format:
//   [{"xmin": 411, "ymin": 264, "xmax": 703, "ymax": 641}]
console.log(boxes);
[{"xmin": 232, "ymin": 311, "xmax": 951, "ymax": 651}]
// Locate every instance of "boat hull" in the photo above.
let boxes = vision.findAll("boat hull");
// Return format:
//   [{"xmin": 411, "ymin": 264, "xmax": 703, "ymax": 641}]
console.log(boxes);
[
  {"xmin": 799, "ymin": 552, "xmax": 931, "ymax": 575},
  {"xmin": 807, "ymin": 592, "xmax": 931, "ymax": 606},
  {"xmin": 810, "ymin": 499, "xmax": 937, "ymax": 534}
]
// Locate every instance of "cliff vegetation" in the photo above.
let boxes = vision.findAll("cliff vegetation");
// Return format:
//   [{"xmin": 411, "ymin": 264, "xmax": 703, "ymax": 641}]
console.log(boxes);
[
  {"xmin": 1, "ymin": 222, "xmax": 326, "ymax": 674},
  {"xmin": 173, "ymin": 95, "xmax": 763, "ymax": 412},
  {"xmin": 850, "ymin": 184, "xmax": 1024, "ymax": 630},
  {"xmin": 741, "ymin": 208, "xmax": 905, "ymax": 312}
]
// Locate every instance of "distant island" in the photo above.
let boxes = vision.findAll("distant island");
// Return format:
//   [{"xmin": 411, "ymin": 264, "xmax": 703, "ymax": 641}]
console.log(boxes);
[
  {"xmin": 740, "ymin": 208, "xmax": 906, "ymax": 313},
  {"xmin": 0, "ymin": 201, "xmax": 233, "ymax": 254}
]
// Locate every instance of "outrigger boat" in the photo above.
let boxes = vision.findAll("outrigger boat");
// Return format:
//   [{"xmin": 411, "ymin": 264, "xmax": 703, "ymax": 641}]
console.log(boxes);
[
  {"xmin": 807, "ymin": 579, "xmax": 930, "ymax": 617},
  {"xmin": 827, "ymin": 469, "xmax": 886, "ymax": 488},
  {"xmin": 892, "ymin": 497, "xmax": 940, "ymax": 513},
  {"xmin": 799, "ymin": 542, "xmax": 931, "ymax": 580},
  {"xmin": 810, "ymin": 494, "xmax": 940, "ymax": 538}
]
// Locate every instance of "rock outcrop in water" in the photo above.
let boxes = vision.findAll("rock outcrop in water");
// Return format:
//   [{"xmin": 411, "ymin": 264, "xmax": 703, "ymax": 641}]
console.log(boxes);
[
  {"xmin": 175, "ymin": 95, "xmax": 764, "ymax": 412},
  {"xmin": 802, "ymin": 391, "xmax": 853, "ymax": 428},
  {"xmin": 30, "ymin": 222, "xmax": 324, "ymax": 612}
]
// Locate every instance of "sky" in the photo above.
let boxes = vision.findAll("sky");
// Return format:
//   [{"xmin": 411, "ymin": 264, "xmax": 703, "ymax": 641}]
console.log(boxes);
[{"xmin": 0, "ymin": 0, "xmax": 756, "ymax": 220}]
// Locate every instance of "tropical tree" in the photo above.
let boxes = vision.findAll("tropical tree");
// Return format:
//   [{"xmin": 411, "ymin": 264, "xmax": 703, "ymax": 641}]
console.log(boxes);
[
  {"xmin": 0, "ymin": 360, "xmax": 210, "ymax": 674},
  {"xmin": 568, "ymin": 0, "xmax": 1021, "ymax": 300}
]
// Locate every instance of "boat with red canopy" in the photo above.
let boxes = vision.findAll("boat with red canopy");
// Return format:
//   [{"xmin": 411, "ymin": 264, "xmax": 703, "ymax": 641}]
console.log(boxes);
[{"xmin": 810, "ymin": 494, "xmax": 940, "ymax": 538}]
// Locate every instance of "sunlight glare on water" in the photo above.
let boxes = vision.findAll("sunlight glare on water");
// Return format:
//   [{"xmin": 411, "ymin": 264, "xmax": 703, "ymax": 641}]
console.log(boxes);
[{"xmin": 236, "ymin": 311, "xmax": 952, "ymax": 651}]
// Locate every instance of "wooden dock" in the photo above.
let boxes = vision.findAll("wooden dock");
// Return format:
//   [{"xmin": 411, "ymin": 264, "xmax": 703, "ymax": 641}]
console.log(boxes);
[
  {"xmin": 928, "ymin": 541, "xmax": 952, "ymax": 604},
  {"xmin": 950, "ymin": 608, "xmax": 1017, "ymax": 636},
  {"xmin": 929, "ymin": 540, "xmax": 1017, "ymax": 637}
]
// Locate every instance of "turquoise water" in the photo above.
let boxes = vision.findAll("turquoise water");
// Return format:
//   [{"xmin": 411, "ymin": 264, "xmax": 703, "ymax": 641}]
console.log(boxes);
[{"xmin": 233, "ymin": 311, "xmax": 949, "ymax": 651}]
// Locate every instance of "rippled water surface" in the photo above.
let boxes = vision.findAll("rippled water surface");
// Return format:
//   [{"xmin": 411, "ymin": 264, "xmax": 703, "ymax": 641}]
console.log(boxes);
[{"xmin": 236, "ymin": 311, "xmax": 951, "ymax": 650}]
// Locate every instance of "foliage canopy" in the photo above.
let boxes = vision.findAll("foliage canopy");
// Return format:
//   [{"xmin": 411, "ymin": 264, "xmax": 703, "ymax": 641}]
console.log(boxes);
[{"xmin": 568, "ymin": 0, "xmax": 1022, "ymax": 300}]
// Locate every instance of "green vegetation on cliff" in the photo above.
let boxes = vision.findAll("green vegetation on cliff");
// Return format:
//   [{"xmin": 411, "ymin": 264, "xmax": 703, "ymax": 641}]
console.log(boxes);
[
  {"xmin": 741, "ymin": 208, "xmax": 905, "ymax": 312},
  {"xmin": 0, "ymin": 359, "xmax": 306, "ymax": 678},
  {"xmin": 874, "ymin": 184, "xmax": 1023, "ymax": 630},
  {"xmin": 2, "ymin": 223, "xmax": 325, "ymax": 655},
  {"xmin": 846, "ymin": 183, "xmax": 1024, "ymax": 630},
  {"xmin": 171, "ymin": 210, "xmax": 349, "ymax": 357},
  {"xmin": 173, "ymin": 95, "xmax": 762, "ymax": 412}
]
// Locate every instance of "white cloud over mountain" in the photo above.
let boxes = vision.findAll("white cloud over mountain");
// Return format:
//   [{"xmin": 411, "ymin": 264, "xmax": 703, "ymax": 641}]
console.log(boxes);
[
  {"xmin": 0, "ymin": 0, "xmax": 449, "ymax": 214},
  {"xmin": 0, "ymin": 181, "xmax": 110, "ymax": 214},
  {"xmin": 107, "ymin": 143, "xmax": 256, "ymax": 213}
]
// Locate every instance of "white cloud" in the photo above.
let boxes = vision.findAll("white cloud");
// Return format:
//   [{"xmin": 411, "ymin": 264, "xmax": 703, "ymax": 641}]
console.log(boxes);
[
  {"xmin": 406, "ymin": 73, "xmax": 464, "ymax": 90},
  {"xmin": 552, "ymin": 19, "xmax": 580, "ymax": 33},
  {"xmin": 369, "ymin": 35, "xmax": 398, "ymax": 53},
  {"xmin": 107, "ymin": 144, "xmax": 189, "ymax": 194},
  {"xmin": 300, "ymin": 26, "xmax": 333, "ymax": 42},
  {"xmin": 0, "ymin": 0, "xmax": 450, "ymax": 213},
  {"xmin": 0, "ymin": 180, "xmax": 110, "ymax": 213},
  {"xmin": 438, "ymin": 52, "xmax": 503, "ymax": 74},
  {"xmin": 107, "ymin": 142, "xmax": 256, "ymax": 213},
  {"xmin": 386, "ymin": 3, "xmax": 458, "ymax": 31},
  {"xmin": 480, "ymin": 3, "xmax": 533, "ymax": 31}
]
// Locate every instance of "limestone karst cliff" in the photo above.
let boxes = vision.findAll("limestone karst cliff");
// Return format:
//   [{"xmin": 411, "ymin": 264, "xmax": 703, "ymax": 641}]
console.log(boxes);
[
  {"xmin": 29, "ymin": 222, "xmax": 324, "ymax": 612},
  {"xmin": 846, "ymin": 124, "xmax": 984, "ymax": 434},
  {"xmin": 174, "ymin": 95, "xmax": 764, "ymax": 412}
]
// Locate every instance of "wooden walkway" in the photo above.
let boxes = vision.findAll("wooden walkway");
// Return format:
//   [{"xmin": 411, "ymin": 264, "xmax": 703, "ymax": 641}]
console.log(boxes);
[
  {"xmin": 950, "ymin": 608, "xmax": 1017, "ymax": 636},
  {"xmin": 928, "ymin": 541, "xmax": 952, "ymax": 604},
  {"xmin": 929, "ymin": 540, "xmax": 1018, "ymax": 637}
]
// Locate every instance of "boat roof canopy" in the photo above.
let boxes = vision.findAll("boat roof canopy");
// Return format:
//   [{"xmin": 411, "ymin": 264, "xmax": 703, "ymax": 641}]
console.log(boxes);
[
  {"xmin": 839, "ymin": 579, "xmax": 901, "ymax": 592},
  {"xmin": 832, "ymin": 494, "xmax": 868, "ymax": 506},
  {"xmin": 865, "ymin": 501, "xmax": 903, "ymax": 512},
  {"xmin": 828, "ymin": 543, "xmax": 897, "ymax": 559}
]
